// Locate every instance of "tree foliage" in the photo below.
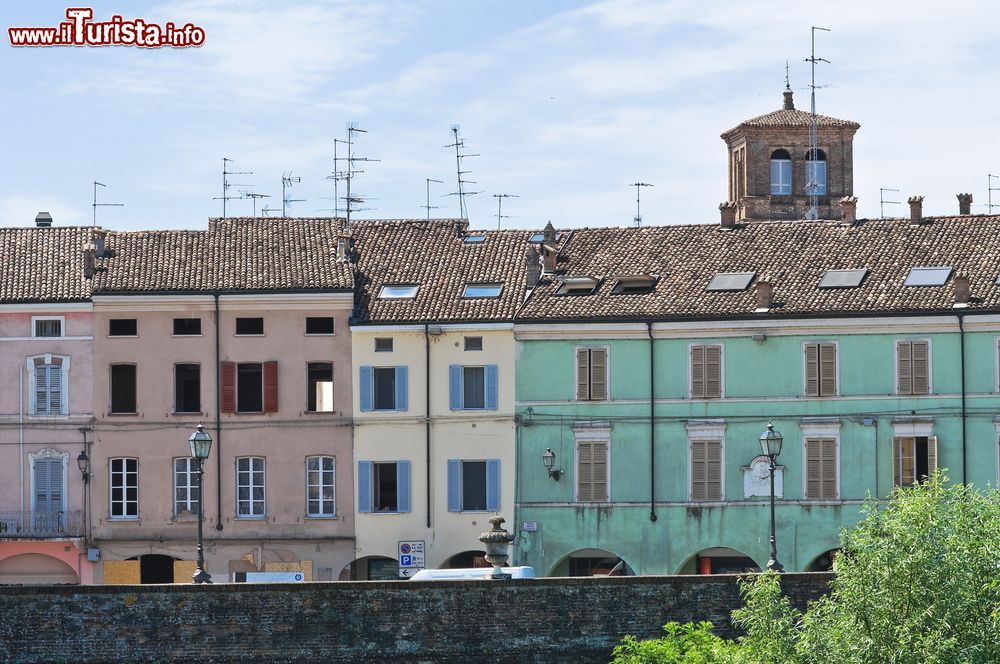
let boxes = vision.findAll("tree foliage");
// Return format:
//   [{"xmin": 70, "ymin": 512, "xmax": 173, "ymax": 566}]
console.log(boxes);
[{"xmin": 611, "ymin": 473, "xmax": 1000, "ymax": 663}]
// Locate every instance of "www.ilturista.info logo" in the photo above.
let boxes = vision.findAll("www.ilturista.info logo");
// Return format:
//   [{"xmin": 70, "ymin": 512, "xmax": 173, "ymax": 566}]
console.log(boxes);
[{"xmin": 8, "ymin": 8, "xmax": 205, "ymax": 48}]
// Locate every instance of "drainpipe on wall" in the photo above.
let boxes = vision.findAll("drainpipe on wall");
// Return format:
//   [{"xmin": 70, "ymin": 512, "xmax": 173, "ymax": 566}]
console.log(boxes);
[
  {"xmin": 647, "ymin": 321, "xmax": 657, "ymax": 523},
  {"xmin": 215, "ymin": 292, "xmax": 223, "ymax": 531},
  {"xmin": 19, "ymin": 366, "xmax": 24, "ymax": 514},
  {"xmin": 424, "ymin": 323, "xmax": 432, "ymax": 529},
  {"xmin": 958, "ymin": 314, "xmax": 968, "ymax": 484}
]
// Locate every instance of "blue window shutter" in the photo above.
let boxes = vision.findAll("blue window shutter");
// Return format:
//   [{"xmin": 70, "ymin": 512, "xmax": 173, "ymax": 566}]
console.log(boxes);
[
  {"xmin": 359, "ymin": 366, "xmax": 373, "ymax": 412},
  {"xmin": 395, "ymin": 366, "xmax": 408, "ymax": 411},
  {"xmin": 485, "ymin": 365, "xmax": 498, "ymax": 411},
  {"xmin": 357, "ymin": 461, "xmax": 372, "ymax": 513},
  {"xmin": 449, "ymin": 365, "xmax": 462, "ymax": 410},
  {"xmin": 397, "ymin": 461, "xmax": 411, "ymax": 513},
  {"xmin": 447, "ymin": 460, "xmax": 462, "ymax": 512},
  {"xmin": 486, "ymin": 459, "xmax": 501, "ymax": 512}
]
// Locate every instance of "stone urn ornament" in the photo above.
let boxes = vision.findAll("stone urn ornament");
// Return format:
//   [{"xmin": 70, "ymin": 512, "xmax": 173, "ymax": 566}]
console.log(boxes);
[{"xmin": 478, "ymin": 515, "xmax": 515, "ymax": 579}]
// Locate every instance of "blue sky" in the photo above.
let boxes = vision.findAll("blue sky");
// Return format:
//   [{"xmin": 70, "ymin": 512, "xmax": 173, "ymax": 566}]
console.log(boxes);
[{"xmin": 2, "ymin": 1, "xmax": 998, "ymax": 231}]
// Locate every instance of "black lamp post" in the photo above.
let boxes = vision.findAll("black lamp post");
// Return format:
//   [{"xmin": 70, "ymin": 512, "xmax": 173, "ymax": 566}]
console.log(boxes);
[
  {"xmin": 758, "ymin": 421, "xmax": 784, "ymax": 572},
  {"xmin": 76, "ymin": 450, "xmax": 89, "ymax": 483},
  {"xmin": 188, "ymin": 424, "xmax": 213, "ymax": 584},
  {"xmin": 541, "ymin": 448, "xmax": 562, "ymax": 480}
]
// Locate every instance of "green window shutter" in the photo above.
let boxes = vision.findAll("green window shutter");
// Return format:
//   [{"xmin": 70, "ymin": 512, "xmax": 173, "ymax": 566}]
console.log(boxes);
[{"xmin": 804, "ymin": 344, "xmax": 819, "ymax": 396}]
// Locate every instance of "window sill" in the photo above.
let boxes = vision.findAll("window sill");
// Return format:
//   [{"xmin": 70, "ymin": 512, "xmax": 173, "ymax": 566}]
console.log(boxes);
[
  {"xmin": 107, "ymin": 517, "xmax": 140, "ymax": 523},
  {"xmin": 364, "ymin": 510, "xmax": 403, "ymax": 515},
  {"xmin": 304, "ymin": 514, "xmax": 339, "ymax": 520},
  {"xmin": 304, "ymin": 333, "xmax": 336, "ymax": 337},
  {"xmin": 171, "ymin": 334, "xmax": 203, "ymax": 338},
  {"xmin": 234, "ymin": 516, "xmax": 267, "ymax": 521},
  {"xmin": 107, "ymin": 335, "xmax": 138, "ymax": 339},
  {"xmin": 304, "ymin": 410, "xmax": 337, "ymax": 415},
  {"xmin": 107, "ymin": 412, "xmax": 139, "ymax": 417},
  {"xmin": 171, "ymin": 514, "xmax": 200, "ymax": 523},
  {"xmin": 27, "ymin": 414, "xmax": 69, "ymax": 420},
  {"xmin": 171, "ymin": 411, "xmax": 206, "ymax": 417},
  {"xmin": 233, "ymin": 334, "xmax": 265, "ymax": 338}
]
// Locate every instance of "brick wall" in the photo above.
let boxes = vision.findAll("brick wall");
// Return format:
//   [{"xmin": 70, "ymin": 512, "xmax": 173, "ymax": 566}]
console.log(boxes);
[{"xmin": 0, "ymin": 573, "xmax": 831, "ymax": 663}]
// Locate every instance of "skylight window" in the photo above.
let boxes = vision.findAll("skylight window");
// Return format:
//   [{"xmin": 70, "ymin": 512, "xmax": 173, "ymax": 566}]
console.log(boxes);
[
  {"xmin": 555, "ymin": 276, "xmax": 599, "ymax": 295},
  {"xmin": 611, "ymin": 274, "xmax": 658, "ymax": 294},
  {"xmin": 463, "ymin": 235, "xmax": 486, "ymax": 244},
  {"xmin": 904, "ymin": 267, "xmax": 952, "ymax": 287},
  {"xmin": 818, "ymin": 268, "xmax": 868, "ymax": 289},
  {"xmin": 463, "ymin": 283, "xmax": 503, "ymax": 298},
  {"xmin": 706, "ymin": 272, "xmax": 756, "ymax": 292},
  {"xmin": 378, "ymin": 284, "xmax": 419, "ymax": 299},
  {"xmin": 529, "ymin": 231, "xmax": 562, "ymax": 243}
]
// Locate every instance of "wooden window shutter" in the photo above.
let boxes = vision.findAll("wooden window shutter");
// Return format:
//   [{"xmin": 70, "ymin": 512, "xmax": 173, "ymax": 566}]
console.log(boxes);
[
  {"xmin": 819, "ymin": 344, "xmax": 837, "ymax": 396},
  {"xmin": 592, "ymin": 441, "xmax": 608, "ymax": 501},
  {"xmin": 892, "ymin": 438, "xmax": 902, "ymax": 488},
  {"xmin": 577, "ymin": 442, "xmax": 593, "ymax": 501},
  {"xmin": 589, "ymin": 349, "xmax": 607, "ymax": 401},
  {"xmin": 805, "ymin": 439, "xmax": 821, "ymax": 499},
  {"xmin": 705, "ymin": 440, "xmax": 721, "ymax": 500},
  {"xmin": 691, "ymin": 346, "xmax": 705, "ymax": 397},
  {"xmin": 576, "ymin": 349, "xmax": 590, "ymax": 400},
  {"xmin": 220, "ymin": 361, "xmax": 236, "ymax": 413},
  {"xmin": 263, "ymin": 361, "xmax": 278, "ymax": 413},
  {"xmin": 821, "ymin": 439, "xmax": 837, "ymax": 498},
  {"xmin": 911, "ymin": 342, "xmax": 929, "ymax": 394},
  {"xmin": 690, "ymin": 440, "xmax": 706, "ymax": 500},
  {"xmin": 927, "ymin": 436, "xmax": 938, "ymax": 477},
  {"xmin": 897, "ymin": 342, "xmax": 912, "ymax": 394},
  {"xmin": 704, "ymin": 346, "xmax": 721, "ymax": 398},
  {"xmin": 804, "ymin": 344, "xmax": 819, "ymax": 396}
]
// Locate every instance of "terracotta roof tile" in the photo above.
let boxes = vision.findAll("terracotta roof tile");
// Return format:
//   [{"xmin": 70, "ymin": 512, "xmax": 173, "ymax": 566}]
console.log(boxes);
[{"xmin": 0, "ymin": 226, "xmax": 94, "ymax": 302}]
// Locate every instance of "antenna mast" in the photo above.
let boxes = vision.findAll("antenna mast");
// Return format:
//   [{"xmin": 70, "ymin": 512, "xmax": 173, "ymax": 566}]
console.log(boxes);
[
  {"xmin": 244, "ymin": 192, "xmax": 270, "ymax": 218},
  {"xmin": 629, "ymin": 182, "xmax": 653, "ymax": 226},
  {"xmin": 989, "ymin": 174, "xmax": 1000, "ymax": 214},
  {"xmin": 805, "ymin": 26, "xmax": 830, "ymax": 220},
  {"xmin": 445, "ymin": 125, "xmax": 480, "ymax": 220},
  {"xmin": 214, "ymin": 158, "xmax": 253, "ymax": 219},
  {"xmin": 330, "ymin": 124, "xmax": 379, "ymax": 230},
  {"xmin": 492, "ymin": 193, "xmax": 518, "ymax": 230},
  {"xmin": 281, "ymin": 173, "xmax": 304, "ymax": 217},
  {"xmin": 879, "ymin": 188, "xmax": 900, "ymax": 218},
  {"xmin": 424, "ymin": 178, "xmax": 444, "ymax": 219},
  {"xmin": 92, "ymin": 181, "xmax": 123, "ymax": 225}
]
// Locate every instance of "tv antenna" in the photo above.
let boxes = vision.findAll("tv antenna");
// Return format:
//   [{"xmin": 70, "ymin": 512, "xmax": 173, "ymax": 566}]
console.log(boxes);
[
  {"xmin": 492, "ymin": 193, "xmax": 518, "ymax": 230},
  {"xmin": 879, "ymin": 188, "xmax": 900, "ymax": 218},
  {"xmin": 423, "ymin": 178, "xmax": 444, "ymax": 219},
  {"xmin": 243, "ymin": 192, "xmax": 270, "ymax": 218},
  {"xmin": 629, "ymin": 182, "xmax": 653, "ymax": 226},
  {"xmin": 92, "ymin": 181, "xmax": 123, "ymax": 225},
  {"xmin": 261, "ymin": 205, "xmax": 281, "ymax": 218},
  {"xmin": 329, "ymin": 124, "xmax": 379, "ymax": 229},
  {"xmin": 445, "ymin": 125, "xmax": 480, "ymax": 220},
  {"xmin": 989, "ymin": 174, "xmax": 1000, "ymax": 214},
  {"xmin": 281, "ymin": 173, "xmax": 304, "ymax": 217},
  {"xmin": 213, "ymin": 158, "xmax": 253, "ymax": 219},
  {"xmin": 804, "ymin": 26, "xmax": 830, "ymax": 220}
]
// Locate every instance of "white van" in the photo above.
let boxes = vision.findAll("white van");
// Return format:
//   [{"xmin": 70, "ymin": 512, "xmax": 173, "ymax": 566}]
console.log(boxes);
[{"xmin": 408, "ymin": 566, "xmax": 535, "ymax": 581}]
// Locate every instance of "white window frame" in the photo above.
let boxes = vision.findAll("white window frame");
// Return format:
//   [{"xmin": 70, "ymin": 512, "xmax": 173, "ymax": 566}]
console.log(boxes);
[
  {"xmin": 687, "ymin": 343, "xmax": 725, "ymax": 399},
  {"xmin": 108, "ymin": 457, "xmax": 139, "ymax": 520},
  {"xmin": 800, "ymin": 420, "xmax": 842, "ymax": 501},
  {"xmin": 805, "ymin": 159, "xmax": 827, "ymax": 196},
  {"xmin": 686, "ymin": 420, "xmax": 726, "ymax": 502},
  {"xmin": 770, "ymin": 157, "xmax": 792, "ymax": 195},
  {"xmin": 574, "ymin": 345, "xmax": 611, "ymax": 401},
  {"xmin": 305, "ymin": 455, "xmax": 337, "ymax": 518},
  {"xmin": 894, "ymin": 338, "xmax": 933, "ymax": 395},
  {"xmin": 573, "ymin": 423, "xmax": 611, "ymax": 503},
  {"xmin": 801, "ymin": 341, "xmax": 840, "ymax": 397},
  {"xmin": 26, "ymin": 354, "xmax": 71, "ymax": 417},
  {"xmin": 28, "ymin": 448, "xmax": 69, "ymax": 513},
  {"xmin": 31, "ymin": 315, "xmax": 65, "ymax": 338},
  {"xmin": 173, "ymin": 457, "xmax": 200, "ymax": 517},
  {"xmin": 236, "ymin": 456, "xmax": 266, "ymax": 519}
]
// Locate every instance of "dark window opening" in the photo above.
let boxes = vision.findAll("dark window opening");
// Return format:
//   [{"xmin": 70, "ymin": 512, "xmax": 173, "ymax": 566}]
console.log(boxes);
[
  {"xmin": 373, "ymin": 462, "xmax": 398, "ymax": 511},
  {"xmin": 375, "ymin": 338, "xmax": 393, "ymax": 352},
  {"xmin": 235, "ymin": 317, "xmax": 264, "ymax": 336},
  {"xmin": 175, "ymin": 364, "xmax": 201, "ymax": 413},
  {"xmin": 34, "ymin": 319, "xmax": 62, "ymax": 337},
  {"xmin": 110, "ymin": 364, "xmax": 137, "ymax": 413},
  {"xmin": 307, "ymin": 362, "xmax": 334, "ymax": 412},
  {"xmin": 237, "ymin": 363, "xmax": 263, "ymax": 412},
  {"xmin": 173, "ymin": 318, "xmax": 202, "ymax": 336},
  {"xmin": 464, "ymin": 336, "xmax": 483, "ymax": 351},
  {"xmin": 109, "ymin": 318, "xmax": 137, "ymax": 336},
  {"xmin": 805, "ymin": 148, "xmax": 827, "ymax": 161},
  {"xmin": 771, "ymin": 149, "xmax": 791, "ymax": 160},
  {"xmin": 463, "ymin": 366, "xmax": 486, "ymax": 409},
  {"xmin": 139, "ymin": 554, "xmax": 176, "ymax": 584},
  {"xmin": 306, "ymin": 317, "xmax": 335, "ymax": 335},
  {"xmin": 373, "ymin": 367, "xmax": 396, "ymax": 410},
  {"xmin": 462, "ymin": 461, "xmax": 487, "ymax": 511}
]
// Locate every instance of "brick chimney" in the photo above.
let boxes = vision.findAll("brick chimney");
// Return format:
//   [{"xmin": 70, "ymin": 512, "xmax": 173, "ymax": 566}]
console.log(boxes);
[
  {"xmin": 783, "ymin": 87, "xmax": 794, "ymax": 111},
  {"xmin": 525, "ymin": 246, "xmax": 541, "ymax": 288},
  {"xmin": 755, "ymin": 280, "xmax": 773, "ymax": 311},
  {"xmin": 35, "ymin": 212, "xmax": 52, "ymax": 228},
  {"xmin": 82, "ymin": 242, "xmax": 97, "ymax": 279},
  {"xmin": 907, "ymin": 196, "xmax": 924, "ymax": 224},
  {"xmin": 957, "ymin": 193, "xmax": 973, "ymax": 215},
  {"xmin": 541, "ymin": 221, "xmax": 558, "ymax": 273},
  {"xmin": 954, "ymin": 274, "xmax": 970, "ymax": 305},
  {"xmin": 336, "ymin": 234, "xmax": 351, "ymax": 262},
  {"xmin": 839, "ymin": 196, "xmax": 858, "ymax": 222},
  {"xmin": 91, "ymin": 228, "xmax": 108, "ymax": 258},
  {"xmin": 719, "ymin": 201, "xmax": 737, "ymax": 228}
]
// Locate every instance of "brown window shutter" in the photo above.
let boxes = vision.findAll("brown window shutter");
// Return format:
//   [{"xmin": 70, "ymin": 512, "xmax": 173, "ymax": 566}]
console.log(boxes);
[
  {"xmin": 221, "ymin": 361, "xmax": 236, "ymax": 413},
  {"xmin": 705, "ymin": 346, "xmax": 721, "ymax": 398},
  {"xmin": 819, "ymin": 344, "xmax": 837, "ymax": 396},
  {"xmin": 804, "ymin": 344, "xmax": 819, "ymax": 396},
  {"xmin": 821, "ymin": 438, "xmax": 837, "ymax": 498},
  {"xmin": 592, "ymin": 441, "xmax": 608, "ymax": 501},
  {"xmin": 806, "ymin": 439, "xmax": 821, "ymax": 499},
  {"xmin": 911, "ymin": 341, "xmax": 929, "ymax": 394},
  {"xmin": 892, "ymin": 438, "xmax": 902, "ymax": 488},
  {"xmin": 926, "ymin": 436, "xmax": 938, "ymax": 478},
  {"xmin": 691, "ymin": 346, "xmax": 704, "ymax": 397},
  {"xmin": 263, "ymin": 361, "xmax": 278, "ymax": 413},
  {"xmin": 690, "ymin": 440, "xmax": 706, "ymax": 500},
  {"xmin": 705, "ymin": 440, "xmax": 721, "ymax": 500},
  {"xmin": 589, "ymin": 349, "xmax": 607, "ymax": 401},
  {"xmin": 897, "ymin": 342, "xmax": 912, "ymax": 394},
  {"xmin": 576, "ymin": 349, "xmax": 590, "ymax": 401},
  {"xmin": 577, "ymin": 441, "xmax": 593, "ymax": 501}
]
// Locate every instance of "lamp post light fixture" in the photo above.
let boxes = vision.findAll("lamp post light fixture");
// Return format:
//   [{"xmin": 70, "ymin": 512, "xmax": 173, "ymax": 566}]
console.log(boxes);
[
  {"xmin": 188, "ymin": 424, "xmax": 213, "ymax": 584},
  {"xmin": 541, "ymin": 448, "xmax": 562, "ymax": 481},
  {"xmin": 758, "ymin": 421, "xmax": 784, "ymax": 573},
  {"xmin": 76, "ymin": 450, "xmax": 90, "ymax": 483}
]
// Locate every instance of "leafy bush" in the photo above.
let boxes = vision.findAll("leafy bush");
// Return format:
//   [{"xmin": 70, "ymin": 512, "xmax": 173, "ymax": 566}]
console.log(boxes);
[{"xmin": 611, "ymin": 621, "xmax": 735, "ymax": 663}]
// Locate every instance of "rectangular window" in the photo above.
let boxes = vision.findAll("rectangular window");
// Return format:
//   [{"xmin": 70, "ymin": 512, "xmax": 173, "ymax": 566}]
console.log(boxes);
[
  {"xmin": 892, "ymin": 436, "xmax": 937, "ymax": 487},
  {"xmin": 690, "ymin": 345, "xmax": 722, "ymax": 398},
  {"xmin": 805, "ymin": 160, "xmax": 827, "ymax": 195},
  {"xmin": 359, "ymin": 366, "xmax": 409, "ymax": 412},
  {"xmin": 236, "ymin": 457, "xmax": 265, "ymax": 517},
  {"xmin": 108, "ymin": 319, "xmax": 137, "ymax": 336},
  {"xmin": 307, "ymin": 362, "xmax": 334, "ymax": 412},
  {"xmin": 804, "ymin": 438, "xmax": 838, "ymax": 499},
  {"xmin": 236, "ymin": 363, "xmax": 262, "ymax": 413},
  {"xmin": 373, "ymin": 367, "xmax": 396, "ymax": 410},
  {"xmin": 576, "ymin": 348, "xmax": 608, "ymax": 401},
  {"xmin": 690, "ymin": 439, "xmax": 722, "ymax": 501},
  {"xmin": 357, "ymin": 461, "xmax": 411, "ymax": 513},
  {"xmin": 32, "ymin": 359, "xmax": 64, "ymax": 415},
  {"xmin": 109, "ymin": 364, "xmax": 137, "ymax": 414},
  {"xmin": 173, "ymin": 318, "xmax": 202, "ymax": 336},
  {"xmin": 577, "ymin": 440, "xmax": 608, "ymax": 502},
  {"xmin": 306, "ymin": 456, "xmax": 336, "ymax": 517},
  {"xmin": 447, "ymin": 459, "xmax": 501, "ymax": 512},
  {"xmin": 464, "ymin": 336, "xmax": 483, "ymax": 351},
  {"xmin": 175, "ymin": 364, "xmax": 201, "ymax": 413},
  {"xmin": 449, "ymin": 365, "xmax": 498, "ymax": 410},
  {"xmin": 897, "ymin": 341, "xmax": 930, "ymax": 395},
  {"xmin": 306, "ymin": 317, "xmax": 335, "ymax": 335},
  {"xmin": 374, "ymin": 463, "xmax": 398, "ymax": 511},
  {"xmin": 174, "ymin": 458, "xmax": 199, "ymax": 516},
  {"xmin": 463, "ymin": 367, "xmax": 485, "ymax": 409},
  {"xmin": 462, "ymin": 462, "xmax": 487, "ymax": 511},
  {"xmin": 804, "ymin": 343, "xmax": 837, "ymax": 397},
  {"xmin": 770, "ymin": 159, "xmax": 791, "ymax": 195},
  {"xmin": 235, "ymin": 317, "xmax": 264, "ymax": 336},
  {"xmin": 109, "ymin": 457, "xmax": 138, "ymax": 518},
  {"xmin": 33, "ymin": 318, "xmax": 63, "ymax": 338},
  {"xmin": 374, "ymin": 338, "xmax": 393, "ymax": 352}
]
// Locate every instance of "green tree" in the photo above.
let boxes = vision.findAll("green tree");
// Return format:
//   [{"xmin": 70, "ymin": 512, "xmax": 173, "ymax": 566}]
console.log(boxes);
[{"xmin": 610, "ymin": 621, "xmax": 735, "ymax": 663}]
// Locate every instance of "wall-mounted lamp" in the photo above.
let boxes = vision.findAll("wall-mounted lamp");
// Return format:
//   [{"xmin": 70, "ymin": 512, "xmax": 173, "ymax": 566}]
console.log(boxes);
[
  {"xmin": 751, "ymin": 333, "xmax": 767, "ymax": 344},
  {"xmin": 541, "ymin": 448, "xmax": 562, "ymax": 481},
  {"xmin": 76, "ymin": 450, "xmax": 90, "ymax": 483}
]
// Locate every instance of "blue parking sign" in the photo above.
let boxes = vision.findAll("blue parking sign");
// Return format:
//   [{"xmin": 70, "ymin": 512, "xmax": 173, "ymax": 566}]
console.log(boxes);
[{"xmin": 400, "ymin": 555, "xmax": 412, "ymax": 566}]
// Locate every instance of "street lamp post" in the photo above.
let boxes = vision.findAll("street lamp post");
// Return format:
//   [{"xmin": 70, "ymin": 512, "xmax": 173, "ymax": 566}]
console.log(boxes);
[
  {"xmin": 758, "ymin": 421, "xmax": 784, "ymax": 573},
  {"xmin": 188, "ymin": 424, "xmax": 213, "ymax": 584}
]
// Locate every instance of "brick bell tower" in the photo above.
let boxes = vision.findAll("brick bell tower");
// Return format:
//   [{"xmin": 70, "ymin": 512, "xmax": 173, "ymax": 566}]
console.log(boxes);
[{"xmin": 721, "ymin": 85, "xmax": 860, "ymax": 221}]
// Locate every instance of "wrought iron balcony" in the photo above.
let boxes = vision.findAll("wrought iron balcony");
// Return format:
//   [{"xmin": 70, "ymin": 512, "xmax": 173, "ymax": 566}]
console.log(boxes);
[{"xmin": 0, "ymin": 511, "xmax": 83, "ymax": 538}]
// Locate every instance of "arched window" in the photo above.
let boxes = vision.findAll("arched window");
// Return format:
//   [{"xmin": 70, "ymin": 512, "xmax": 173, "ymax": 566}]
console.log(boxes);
[
  {"xmin": 770, "ymin": 149, "xmax": 792, "ymax": 195},
  {"xmin": 805, "ymin": 148, "xmax": 827, "ymax": 195}
]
